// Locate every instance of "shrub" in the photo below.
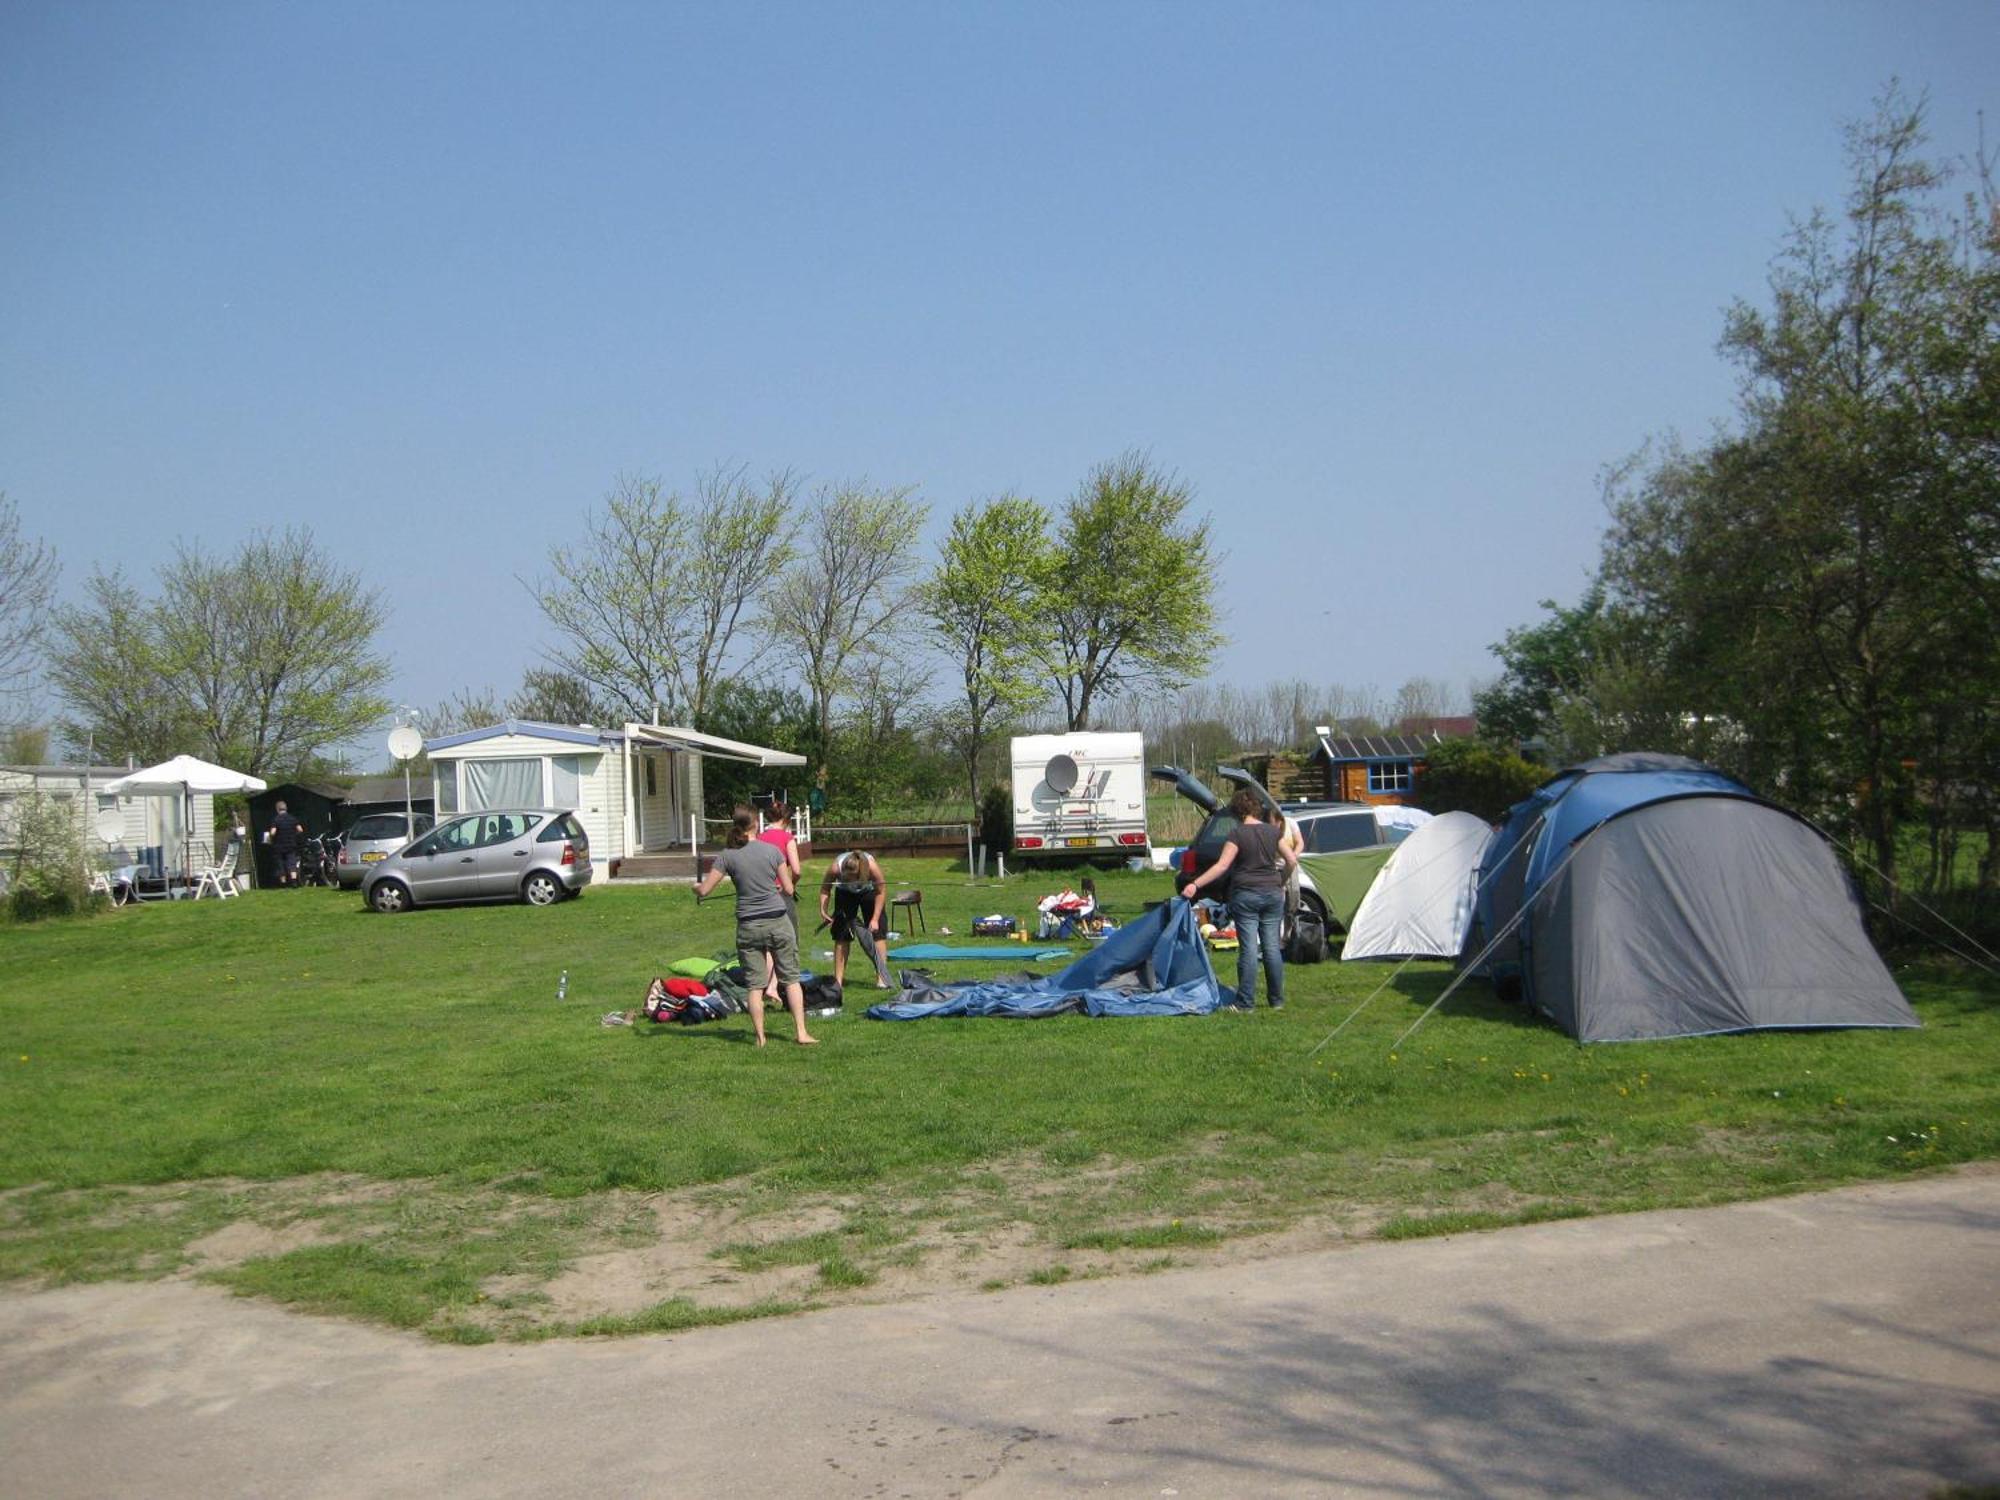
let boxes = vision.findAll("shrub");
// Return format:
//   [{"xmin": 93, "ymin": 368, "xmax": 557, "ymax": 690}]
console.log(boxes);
[
  {"xmin": 1414, "ymin": 739, "xmax": 1546, "ymax": 823},
  {"xmin": 5, "ymin": 790, "xmax": 98, "ymax": 920}
]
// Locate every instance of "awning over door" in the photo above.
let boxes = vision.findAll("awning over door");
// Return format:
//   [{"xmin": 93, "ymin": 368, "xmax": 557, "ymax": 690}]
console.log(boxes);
[{"xmin": 623, "ymin": 724, "xmax": 807, "ymax": 768}]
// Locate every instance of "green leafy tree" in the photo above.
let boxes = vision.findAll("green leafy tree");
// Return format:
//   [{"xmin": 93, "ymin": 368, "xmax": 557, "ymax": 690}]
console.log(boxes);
[
  {"xmin": 1041, "ymin": 455, "xmax": 1223, "ymax": 730},
  {"xmin": 531, "ymin": 469, "xmax": 798, "ymax": 726},
  {"xmin": 49, "ymin": 530, "xmax": 389, "ymax": 776},
  {"xmin": 1472, "ymin": 586, "xmax": 1613, "ymax": 756},
  {"xmin": 1596, "ymin": 88, "xmax": 2000, "ymax": 887},
  {"xmin": 917, "ymin": 495, "xmax": 1054, "ymax": 804}
]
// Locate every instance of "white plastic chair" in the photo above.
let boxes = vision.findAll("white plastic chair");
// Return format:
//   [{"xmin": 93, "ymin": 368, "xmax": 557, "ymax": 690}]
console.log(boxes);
[{"xmin": 193, "ymin": 838, "xmax": 244, "ymax": 900}]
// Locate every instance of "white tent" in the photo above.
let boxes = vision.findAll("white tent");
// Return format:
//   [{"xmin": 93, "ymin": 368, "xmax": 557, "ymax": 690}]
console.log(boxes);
[
  {"xmin": 1341, "ymin": 810, "xmax": 1495, "ymax": 962},
  {"xmin": 104, "ymin": 755, "xmax": 267, "ymax": 882}
]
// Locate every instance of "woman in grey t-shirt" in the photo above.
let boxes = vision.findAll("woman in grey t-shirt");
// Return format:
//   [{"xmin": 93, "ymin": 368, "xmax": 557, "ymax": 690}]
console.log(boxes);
[{"xmin": 694, "ymin": 807, "xmax": 818, "ymax": 1046}]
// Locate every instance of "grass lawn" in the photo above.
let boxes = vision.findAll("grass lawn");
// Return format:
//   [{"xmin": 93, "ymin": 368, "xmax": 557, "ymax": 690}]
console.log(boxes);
[{"xmin": 2, "ymin": 857, "xmax": 1995, "ymax": 1343}]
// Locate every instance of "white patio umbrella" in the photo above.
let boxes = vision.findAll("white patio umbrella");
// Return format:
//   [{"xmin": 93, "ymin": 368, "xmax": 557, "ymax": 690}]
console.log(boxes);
[{"xmin": 104, "ymin": 755, "xmax": 268, "ymax": 884}]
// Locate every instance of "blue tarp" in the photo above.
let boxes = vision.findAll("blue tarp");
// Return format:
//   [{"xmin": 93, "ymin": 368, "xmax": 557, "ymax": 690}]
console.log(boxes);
[{"xmin": 867, "ymin": 898, "xmax": 1231, "ymax": 1020}]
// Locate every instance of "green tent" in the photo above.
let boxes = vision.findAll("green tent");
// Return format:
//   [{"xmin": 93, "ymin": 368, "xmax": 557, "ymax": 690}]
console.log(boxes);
[{"xmin": 1300, "ymin": 845, "xmax": 1396, "ymax": 929}]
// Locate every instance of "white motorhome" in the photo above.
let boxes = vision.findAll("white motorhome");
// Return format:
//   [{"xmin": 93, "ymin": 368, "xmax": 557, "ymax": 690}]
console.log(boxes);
[{"xmin": 1009, "ymin": 732, "xmax": 1149, "ymax": 858}]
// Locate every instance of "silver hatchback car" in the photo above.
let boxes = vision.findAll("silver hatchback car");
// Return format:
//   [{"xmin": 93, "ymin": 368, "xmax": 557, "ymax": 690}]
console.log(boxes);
[
  {"xmin": 335, "ymin": 810, "xmax": 436, "ymax": 889},
  {"xmin": 360, "ymin": 809, "xmax": 591, "ymax": 913}
]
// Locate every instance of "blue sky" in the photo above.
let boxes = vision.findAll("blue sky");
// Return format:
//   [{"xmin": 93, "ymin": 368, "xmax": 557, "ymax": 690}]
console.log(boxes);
[{"xmin": 3, "ymin": 1, "xmax": 1994, "ymax": 740}]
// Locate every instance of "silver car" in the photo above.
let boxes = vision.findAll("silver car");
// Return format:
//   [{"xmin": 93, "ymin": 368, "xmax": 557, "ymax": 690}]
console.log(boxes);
[
  {"xmin": 360, "ymin": 809, "xmax": 591, "ymax": 913},
  {"xmin": 335, "ymin": 810, "xmax": 435, "ymax": 889}
]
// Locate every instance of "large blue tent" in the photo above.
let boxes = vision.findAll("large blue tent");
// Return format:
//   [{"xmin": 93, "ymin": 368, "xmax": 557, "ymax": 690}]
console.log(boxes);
[
  {"xmin": 867, "ymin": 897, "xmax": 1230, "ymax": 1019},
  {"xmin": 1467, "ymin": 753, "xmax": 1916, "ymax": 1043}
]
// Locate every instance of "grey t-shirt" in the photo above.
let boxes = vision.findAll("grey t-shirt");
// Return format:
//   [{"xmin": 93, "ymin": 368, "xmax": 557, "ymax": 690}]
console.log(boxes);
[{"xmin": 713, "ymin": 840, "xmax": 788, "ymax": 921}]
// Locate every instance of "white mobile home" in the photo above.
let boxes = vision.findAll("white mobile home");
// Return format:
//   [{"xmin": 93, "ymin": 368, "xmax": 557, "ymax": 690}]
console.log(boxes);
[
  {"xmin": 422, "ymin": 720, "xmax": 806, "ymax": 882},
  {"xmin": 0, "ymin": 764, "xmax": 215, "ymax": 877}
]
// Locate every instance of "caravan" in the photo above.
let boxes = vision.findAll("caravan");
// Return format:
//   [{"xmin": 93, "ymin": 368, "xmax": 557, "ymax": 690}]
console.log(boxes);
[{"xmin": 1010, "ymin": 733, "xmax": 1149, "ymax": 859}]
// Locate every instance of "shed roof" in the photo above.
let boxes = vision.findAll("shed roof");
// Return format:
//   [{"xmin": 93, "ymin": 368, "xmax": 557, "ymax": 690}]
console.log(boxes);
[{"xmin": 1316, "ymin": 733, "xmax": 1439, "ymax": 762}]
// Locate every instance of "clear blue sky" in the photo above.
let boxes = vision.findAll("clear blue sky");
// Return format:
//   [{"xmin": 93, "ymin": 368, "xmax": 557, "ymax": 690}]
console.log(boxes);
[{"xmin": 3, "ymin": 1, "xmax": 1994, "ymax": 739}]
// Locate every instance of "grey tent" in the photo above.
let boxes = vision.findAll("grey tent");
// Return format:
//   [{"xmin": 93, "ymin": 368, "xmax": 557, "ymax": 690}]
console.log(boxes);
[{"xmin": 1466, "ymin": 753, "xmax": 1917, "ymax": 1043}]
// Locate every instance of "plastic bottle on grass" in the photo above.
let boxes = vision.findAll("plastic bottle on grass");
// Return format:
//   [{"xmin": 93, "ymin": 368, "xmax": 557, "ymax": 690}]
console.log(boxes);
[{"xmin": 557, "ymin": 969, "xmax": 568, "ymax": 1002}]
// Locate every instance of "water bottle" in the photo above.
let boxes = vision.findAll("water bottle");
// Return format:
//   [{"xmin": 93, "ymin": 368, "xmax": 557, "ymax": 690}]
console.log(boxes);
[{"xmin": 557, "ymin": 969, "xmax": 568, "ymax": 1002}]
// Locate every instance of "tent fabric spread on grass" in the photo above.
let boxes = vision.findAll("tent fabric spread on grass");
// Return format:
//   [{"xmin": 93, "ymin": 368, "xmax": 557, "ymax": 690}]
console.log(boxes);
[{"xmin": 867, "ymin": 898, "xmax": 1229, "ymax": 1019}]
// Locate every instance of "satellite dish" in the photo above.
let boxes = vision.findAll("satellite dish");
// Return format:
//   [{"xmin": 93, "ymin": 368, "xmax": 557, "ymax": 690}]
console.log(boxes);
[
  {"xmin": 1044, "ymin": 753, "xmax": 1079, "ymax": 796},
  {"xmin": 94, "ymin": 808, "xmax": 124, "ymax": 843},
  {"xmin": 387, "ymin": 725, "xmax": 423, "ymax": 762}
]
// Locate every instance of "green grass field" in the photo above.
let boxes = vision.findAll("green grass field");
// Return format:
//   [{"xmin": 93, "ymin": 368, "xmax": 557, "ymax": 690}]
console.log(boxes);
[{"xmin": 3, "ymin": 858, "xmax": 1995, "ymax": 1343}]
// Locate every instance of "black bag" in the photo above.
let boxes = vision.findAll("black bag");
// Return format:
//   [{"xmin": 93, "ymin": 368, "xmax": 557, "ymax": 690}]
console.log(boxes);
[
  {"xmin": 800, "ymin": 975, "xmax": 843, "ymax": 1014},
  {"xmin": 1284, "ymin": 905, "xmax": 1328, "ymax": 964}
]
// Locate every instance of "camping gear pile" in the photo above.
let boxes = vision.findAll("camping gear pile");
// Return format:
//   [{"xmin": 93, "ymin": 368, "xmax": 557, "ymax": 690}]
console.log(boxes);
[
  {"xmin": 637, "ymin": 956, "xmax": 843, "ymax": 1025},
  {"xmin": 868, "ymin": 898, "xmax": 1229, "ymax": 1020},
  {"xmin": 971, "ymin": 914, "xmax": 1018, "ymax": 937},
  {"xmin": 1034, "ymin": 885, "xmax": 1106, "ymax": 939}
]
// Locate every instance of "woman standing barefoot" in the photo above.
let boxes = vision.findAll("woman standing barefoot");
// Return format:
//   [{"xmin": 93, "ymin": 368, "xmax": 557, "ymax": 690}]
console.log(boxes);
[{"xmin": 695, "ymin": 807, "xmax": 818, "ymax": 1046}]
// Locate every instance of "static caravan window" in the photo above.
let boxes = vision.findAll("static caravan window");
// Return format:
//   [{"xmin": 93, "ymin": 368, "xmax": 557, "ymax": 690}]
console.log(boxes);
[
  {"xmin": 462, "ymin": 758, "xmax": 542, "ymax": 810},
  {"xmin": 436, "ymin": 762, "xmax": 458, "ymax": 814}
]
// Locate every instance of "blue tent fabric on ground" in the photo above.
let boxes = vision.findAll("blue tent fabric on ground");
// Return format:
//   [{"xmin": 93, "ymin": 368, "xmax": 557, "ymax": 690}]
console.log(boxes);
[{"xmin": 867, "ymin": 899, "xmax": 1231, "ymax": 1019}]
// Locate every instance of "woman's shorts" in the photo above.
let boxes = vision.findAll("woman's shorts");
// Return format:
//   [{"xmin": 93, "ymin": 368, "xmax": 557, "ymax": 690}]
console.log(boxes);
[{"xmin": 737, "ymin": 914, "xmax": 801, "ymax": 988}]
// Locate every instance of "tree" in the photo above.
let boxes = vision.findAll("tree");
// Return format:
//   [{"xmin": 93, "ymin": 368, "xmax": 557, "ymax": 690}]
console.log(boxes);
[
  {"xmin": 917, "ymin": 495, "xmax": 1053, "ymax": 804},
  {"xmin": 529, "ymin": 469, "xmax": 797, "ymax": 727},
  {"xmin": 762, "ymin": 482, "xmax": 928, "ymax": 775},
  {"xmin": 49, "ymin": 530, "xmax": 389, "ymax": 776},
  {"xmin": 1472, "ymin": 586, "xmax": 1613, "ymax": 756},
  {"xmin": 0, "ymin": 494, "xmax": 58, "ymax": 723},
  {"xmin": 1040, "ymin": 455, "xmax": 1223, "ymax": 730},
  {"xmin": 508, "ymin": 668, "xmax": 618, "ymax": 726},
  {"xmin": 1595, "ymin": 88, "xmax": 2000, "ymax": 887}
]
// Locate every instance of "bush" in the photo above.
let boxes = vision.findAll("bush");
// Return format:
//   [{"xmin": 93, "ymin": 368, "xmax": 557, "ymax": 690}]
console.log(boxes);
[
  {"xmin": 977, "ymin": 783, "xmax": 1011, "ymax": 858},
  {"xmin": 5, "ymin": 791, "xmax": 99, "ymax": 920},
  {"xmin": 1414, "ymin": 739, "xmax": 1546, "ymax": 823}
]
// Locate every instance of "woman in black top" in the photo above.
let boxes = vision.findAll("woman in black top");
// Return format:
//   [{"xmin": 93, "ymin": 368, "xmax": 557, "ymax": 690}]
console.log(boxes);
[{"xmin": 1181, "ymin": 789, "xmax": 1298, "ymax": 1009}]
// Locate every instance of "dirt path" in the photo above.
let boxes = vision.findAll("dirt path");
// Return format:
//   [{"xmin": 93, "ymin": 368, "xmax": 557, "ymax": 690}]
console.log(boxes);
[{"xmin": 4, "ymin": 1167, "xmax": 1997, "ymax": 1498}]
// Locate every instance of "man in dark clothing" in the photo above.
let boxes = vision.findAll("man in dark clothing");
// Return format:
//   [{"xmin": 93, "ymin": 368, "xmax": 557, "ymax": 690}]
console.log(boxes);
[{"xmin": 268, "ymin": 801, "xmax": 304, "ymax": 887}]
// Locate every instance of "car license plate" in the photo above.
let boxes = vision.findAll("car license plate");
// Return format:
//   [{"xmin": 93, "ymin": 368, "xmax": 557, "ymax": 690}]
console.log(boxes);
[
  {"xmin": 362, "ymin": 851, "xmax": 386, "ymax": 862},
  {"xmin": 1066, "ymin": 837, "xmax": 1096, "ymax": 848}
]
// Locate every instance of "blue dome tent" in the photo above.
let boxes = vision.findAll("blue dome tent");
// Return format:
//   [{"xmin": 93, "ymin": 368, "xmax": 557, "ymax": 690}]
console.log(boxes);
[{"xmin": 1466, "ymin": 753, "xmax": 1916, "ymax": 1043}]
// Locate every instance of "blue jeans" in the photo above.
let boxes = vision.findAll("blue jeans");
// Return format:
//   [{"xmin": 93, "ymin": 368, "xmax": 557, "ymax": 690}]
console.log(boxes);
[{"xmin": 1230, "ymin": 886, "xmax": 1286, "ymax": 1007}]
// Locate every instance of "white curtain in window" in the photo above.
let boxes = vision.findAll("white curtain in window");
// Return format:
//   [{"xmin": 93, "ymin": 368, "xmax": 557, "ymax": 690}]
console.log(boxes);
[
  {"xmin": 551, "ymin": 755, "xmax": 581, "ymax": 811},
  {"xmin": 463, "ymin": 757, "xmax": 543, "ymax": 810}
]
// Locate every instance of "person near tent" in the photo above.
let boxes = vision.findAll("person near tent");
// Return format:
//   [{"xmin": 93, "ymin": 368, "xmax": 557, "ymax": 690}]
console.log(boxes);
[
  {"xmin": 693, "ymin": 808, "xmax": 817, "ymax": 1046},
  {"xmin": 266, "ymin": 800, "xmax": 304, "ymax": 887},
  {"xmin": 1181, "ymin": 789, "xmax": 1297, "ymax": 1009},
  {"xmin": 755, "ymin": 801, "xmax": 803, "ymax": 1006},
  {"xmin": 819, "ymin": 849, "xmax": 893, "ymax": 989}
]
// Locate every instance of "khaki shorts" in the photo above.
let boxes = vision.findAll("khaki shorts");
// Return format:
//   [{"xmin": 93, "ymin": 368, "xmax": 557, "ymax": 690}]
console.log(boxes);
[{"xmin": 738, "ymin": 913, "xmax": 800, "ymax": 989}]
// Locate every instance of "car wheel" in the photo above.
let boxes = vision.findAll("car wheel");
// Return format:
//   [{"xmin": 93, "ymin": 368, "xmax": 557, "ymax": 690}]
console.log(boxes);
[
  {"xmin": 523, "ymin": 872, "xmax": 562, "ymax": 906},
  {"xmin": 369, "ymin": 880, "xmax": 413, "ymax": 915}
]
